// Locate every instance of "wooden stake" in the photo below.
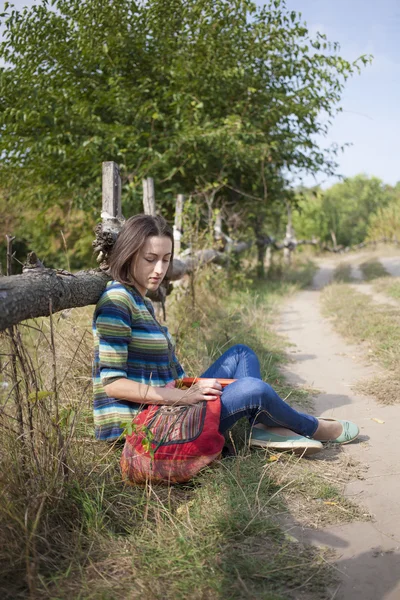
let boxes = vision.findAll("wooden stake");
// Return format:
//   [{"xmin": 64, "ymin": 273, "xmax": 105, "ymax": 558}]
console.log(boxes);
[
  {"xmin": 174, "ymin": 194, "xmax": 185, "ymax": 255},
  {"xmin": 142, "ymin": 178, "xmax": 156, "ymax": 215},
  {"xmin": 6, "ymin": 235, "xmax": 15, "ymax": 276},
  {"xmin": 264, "ymin": 246, "xmax": 273, "ymax": 271},
  {"xmin": 283, "ymin": 203, "xmax": 296, "ymax": 266},
  {"xmin": 93, "ymin": 162, "xmax": 123, "ymax": 264},
  {"xmin": 330, "ymin": 230, "xmax": 338, "ymax": 251},
  {"xmin": 214, "ymin": 211, "xmax": 222, "ymax": 243},
  {"xmin": 102, "ymin": 162, "xmax": 121, "ymax": 218}
]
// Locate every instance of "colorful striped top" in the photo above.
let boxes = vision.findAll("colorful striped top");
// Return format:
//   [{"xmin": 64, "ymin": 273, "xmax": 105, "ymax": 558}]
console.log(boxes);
[{"xmin": 92, "ymin": 281, "xmax": 185, "ymax": 441}]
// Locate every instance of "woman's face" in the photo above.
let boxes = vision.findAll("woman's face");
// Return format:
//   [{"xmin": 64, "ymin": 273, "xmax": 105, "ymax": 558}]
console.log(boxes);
[{"xmin": 131, "ymin": 235, "xmax": 172, "ymax": 296}]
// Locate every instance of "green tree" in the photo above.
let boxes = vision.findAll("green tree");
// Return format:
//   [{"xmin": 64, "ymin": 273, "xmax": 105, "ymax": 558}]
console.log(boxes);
[
  {"xmin": 367, "ymin": 183, "xmax": 400, "ymax": 241},
  {"xmin": 293, "ymin": 175, "xmax": 392, "ymax": 247},
  {"xmin": 291, "ymin": 186, "xmax": 326, "ymax": 241},
  {"xmin": 0, "ymin": 0, "xmax": 369, "ymax": 267}
]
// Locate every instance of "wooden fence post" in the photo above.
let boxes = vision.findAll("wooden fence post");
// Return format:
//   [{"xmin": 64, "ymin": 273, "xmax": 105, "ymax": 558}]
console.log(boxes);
[
  {"xmin": 330, "ymin": 230, "xmax": 338, "ymax": 252},
  {"xmin": 142, "ymin": 178, "xmax": 156, "ymax": 216},
  {"xmin": 174, "ymin": 194, "xmax": 185, "ymax": 255},
  {"xmin": 102, "ymin": 161, "xmax": 121, "ymax": 219},
  {"xmin": 6, "ymin": 235, "xmax": 15, "ymax": 276},
  {"xmin": 92, "ymin": 162, "xmax": 123, "ymax": 264},
  {"xmin": 264, "ymin": 246, "xmax": 273, "ymax": 272},
  {"xmin": 283, "ymin": 203, "xmax": 296, "ymax": 266},
  {"xmin": 214, "ymin": 211, "xmax": 222, "ymax": 244}
]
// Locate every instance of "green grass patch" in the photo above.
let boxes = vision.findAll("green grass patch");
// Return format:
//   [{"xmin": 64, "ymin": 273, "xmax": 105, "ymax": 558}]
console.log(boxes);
[
  {"xmin": 321, "ymin": 283, "xmax": 400, "ymax": 403},
  {"xmin": 372, "ymin": 277, "xmax": 400, "ymax": 301},
  {"xmin": 267, "ymin": 450, "xmax": 367, "ymax": 528},
  {"xmin": 1, "ymin": 260, "xmax": 354, "ymax": 599},
  {"xmin": 359, "ymin": 259, "xmax": 390, "ymax": 281},
  {"xmin": 333, "ymin": 263, "xmax": 354, "ymax": 283},
  {"xmin": 265, "ymin": 257, "xmax": 318, "ymax": 289},
  {"xmin": 47, "ymin": 453, "xmax": 337, "ymax": 600}
]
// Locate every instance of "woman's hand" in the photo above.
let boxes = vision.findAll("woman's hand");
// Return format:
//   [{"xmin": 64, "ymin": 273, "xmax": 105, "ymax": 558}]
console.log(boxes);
[
  {"xmin": 103, "ymin": 378, "xmax": 222, "ymax": 407},
  {"xmin": 179, "ymin": 379, "xmax": 222, "ymax": 405}
]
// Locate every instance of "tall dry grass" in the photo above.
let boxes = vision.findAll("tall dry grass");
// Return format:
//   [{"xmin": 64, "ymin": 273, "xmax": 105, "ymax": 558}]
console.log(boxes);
[
  {"xmin": 321, "ymin": 280, "xmax": 400, "ymax": 405},
  {"xmin": 0, "ymin": 310, "xmax": 96, "ymax": 597},
  {"xmin": 0, "ymin": 260, "xmax": 347, "ymax": 599}
]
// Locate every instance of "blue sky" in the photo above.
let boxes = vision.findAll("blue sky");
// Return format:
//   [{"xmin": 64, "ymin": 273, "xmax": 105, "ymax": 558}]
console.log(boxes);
[
  {"xmin": 262, "ymin": 0, "xmax": 400, "ymax": 187},
  {"xmin": 1, "ymin": 0, "xmax": 399, "ymax": 188}
]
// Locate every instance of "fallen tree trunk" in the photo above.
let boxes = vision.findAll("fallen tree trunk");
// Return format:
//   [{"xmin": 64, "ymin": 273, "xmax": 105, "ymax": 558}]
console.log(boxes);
[
  {"xmin": 1, "ymin": 230, "xmax": 395, "ymax": 331},
  {"xmin": 321, "ymin": 237, "xmax": 399, "ymax": 253},
  {"xmin": 0, "ymin": 245, "xmax": 249, "ymax": 330},
  {"xmin": 0, "ymin": 269, "xmax": 110, "ymax": 331}
]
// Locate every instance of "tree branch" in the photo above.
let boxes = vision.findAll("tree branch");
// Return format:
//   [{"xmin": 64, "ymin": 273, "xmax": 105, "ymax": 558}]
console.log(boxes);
[{"xmin": 0, "ymin": 269, "xmax": 110, "ymax": 331}]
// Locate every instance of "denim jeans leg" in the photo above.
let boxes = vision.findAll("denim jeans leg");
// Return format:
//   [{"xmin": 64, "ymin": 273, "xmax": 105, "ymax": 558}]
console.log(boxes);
[
  {"xmin": 200, "ymin": 344, "xmax": 262, "ymax": 379},
  {"xmin": 200, "ymin": 344, "xmax": 318, "ymax": 438},
  {"xmin": 218, "ymin": 377, "xmax": 318, "ymax": 438}
]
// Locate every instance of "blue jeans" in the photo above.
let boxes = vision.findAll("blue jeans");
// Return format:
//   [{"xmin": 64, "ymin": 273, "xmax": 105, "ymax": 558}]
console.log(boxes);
[{"xmin": 201, "ymin": 344, "xmax": 318, "ymax": 437}]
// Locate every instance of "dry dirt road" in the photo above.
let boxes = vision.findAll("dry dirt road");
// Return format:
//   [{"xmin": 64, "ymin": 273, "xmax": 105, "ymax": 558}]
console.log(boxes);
[{"xmin": 277, "ymin": 253, "xmax": 400, "ymax": 600}]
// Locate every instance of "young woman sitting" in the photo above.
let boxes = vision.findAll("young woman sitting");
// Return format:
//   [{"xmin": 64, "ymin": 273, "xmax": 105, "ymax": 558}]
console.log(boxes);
[{"xmin": 93, "ymin": 214, "xmax": 359, "ymax": 457}]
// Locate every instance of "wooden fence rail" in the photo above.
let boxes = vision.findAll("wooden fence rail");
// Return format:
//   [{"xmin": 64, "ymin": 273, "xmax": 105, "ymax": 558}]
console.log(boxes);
[
  {"xmin": 0, "ymin": 162, "xmax": 252, "ymax": 330},
  {"xmin": 1, "ymin": 161, "xmax": 396, "ymax": 331}
]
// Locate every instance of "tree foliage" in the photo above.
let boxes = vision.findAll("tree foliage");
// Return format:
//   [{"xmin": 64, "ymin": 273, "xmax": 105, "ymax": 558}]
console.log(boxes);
[
  {"xmin": 0, "ymin": 0, "xmax": 369, "ymax": 267},
  {"xmin": 293, "ymin": 175, "xmax": 395, "ymax": 247},
  {"xmin": 367, "ymin": 183, "xmax": 400, "ymax": 241}
]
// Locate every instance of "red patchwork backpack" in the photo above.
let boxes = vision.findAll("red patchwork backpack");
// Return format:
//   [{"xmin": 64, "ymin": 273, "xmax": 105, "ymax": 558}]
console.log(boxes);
[{"xmin": 120, "ymin": 379, "xmax": 233, "ymax": 484}]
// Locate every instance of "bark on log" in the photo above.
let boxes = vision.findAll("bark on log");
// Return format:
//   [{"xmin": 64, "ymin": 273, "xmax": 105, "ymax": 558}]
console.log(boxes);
[
  {"xmin": 0, "ymin": 269, "xmax": 110, "ymax": 331},
  {"xmin": 0, "ymin": 255, "xmax": 211, "ymax": 330},
  {"xmin": 0, "ymin": 240, "xmax": 254, "ymax": 330},
  {"xmin": 320, "ymin": 238, "xmax": 393, "ymax": 253}
]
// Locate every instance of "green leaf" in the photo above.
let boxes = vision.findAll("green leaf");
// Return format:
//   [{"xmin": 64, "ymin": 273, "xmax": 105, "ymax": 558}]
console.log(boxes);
[
  {"xmin": 28, "ymin": 390, "xmax": 55, "ymax": 402},
  {"xmin": 0, "ymin": 0, "xmax": 368, "ymax": 261}
]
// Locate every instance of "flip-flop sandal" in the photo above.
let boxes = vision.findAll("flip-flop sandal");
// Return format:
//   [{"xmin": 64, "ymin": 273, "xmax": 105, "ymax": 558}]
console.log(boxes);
[
  {"xmin": 249, "ymin": 429, "xmax": 323, "ymax": 457},
  {"xmin": 319, "ymin": 418, "xmax": 360, "ymax": 444}
]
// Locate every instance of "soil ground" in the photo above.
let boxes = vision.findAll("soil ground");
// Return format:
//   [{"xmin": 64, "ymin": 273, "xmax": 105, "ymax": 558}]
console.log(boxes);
[{"xmin": 277, "ymin": 250, "xmax": 400, "ymax": 600}]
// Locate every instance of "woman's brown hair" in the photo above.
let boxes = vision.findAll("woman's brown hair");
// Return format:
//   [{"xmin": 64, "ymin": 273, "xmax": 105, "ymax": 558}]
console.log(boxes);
[{"xmin": 108, "ymin": 214, "xmax": 174, "ymax": 286}]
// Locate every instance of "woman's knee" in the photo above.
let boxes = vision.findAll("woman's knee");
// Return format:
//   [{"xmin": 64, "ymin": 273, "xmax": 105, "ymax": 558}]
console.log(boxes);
[
  {"xmin": 221, "ymin": 377, "xmax": 279, "ymax": 419},
  {"xmin": 232, "ymin": 343, "xmax": 257, "ymax": 358},
  {"xmin": 233, "ymin": 376, "xmax": 270, "ymax": 399}
]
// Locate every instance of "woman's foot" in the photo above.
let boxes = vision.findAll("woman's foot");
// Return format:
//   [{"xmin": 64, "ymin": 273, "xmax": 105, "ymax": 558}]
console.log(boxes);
[
  {"xmin": 313, "ymin": 418, "xmax": 360, "ymax": 444},
  {"xmin": 250, "ymin": 425, "xmax": 323, "ymax": 457}
]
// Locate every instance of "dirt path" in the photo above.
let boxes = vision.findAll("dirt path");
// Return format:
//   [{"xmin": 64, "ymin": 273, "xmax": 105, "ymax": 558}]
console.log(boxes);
[
  {"xmin": 349, "ymin": 253, "xmax": 400, "ymax": 307},
  {"xmin": 379, "ymin": 256, "xmax": 400, "ymax": 278},
  {"xmin": 349, "ymin": 282, "xmax": 400, "ymax": 308},
  {"xmin": 277, "ymin": 257, "xmax": 400, "ymax": 600}
]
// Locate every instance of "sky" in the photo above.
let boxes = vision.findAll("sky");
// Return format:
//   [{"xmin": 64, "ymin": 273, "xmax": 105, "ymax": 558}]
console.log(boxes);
[
  {"xmin": 259, "ymin": 0, "xmax": 400, "ymax": 188},
  {"xmin": 1, "ymin": 0, "xmax": 399, "ymax": 189}
]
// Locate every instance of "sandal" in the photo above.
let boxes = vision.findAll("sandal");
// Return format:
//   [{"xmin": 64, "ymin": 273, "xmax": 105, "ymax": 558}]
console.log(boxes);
[
  {"xmin": 318, "ymin": 418, "xmax": 360, "ymax": 444},
  {"xmin": 249, "ymin": 429, "xmax": 323, "ymax": 457}
]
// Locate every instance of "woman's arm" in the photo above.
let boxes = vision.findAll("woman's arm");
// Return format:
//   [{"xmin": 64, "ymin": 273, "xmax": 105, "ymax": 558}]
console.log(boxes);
[{"xmin": 104, "ymin": 378, "xmax": 222, "ymax": 406}]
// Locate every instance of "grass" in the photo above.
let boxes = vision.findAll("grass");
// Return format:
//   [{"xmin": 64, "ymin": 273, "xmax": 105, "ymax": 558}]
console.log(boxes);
[
  {"xmin": 372, "ymin": 277, "xmax": 400, "ymax": 302},
  {"xmin": 266, "ymin": 449, "xmax": 367, "ymax": 529},
  {"xmin": 321, "ymin": 282, "xmax": 400, "ymax": 404},
  {"xmin": 333, "ymin": 263, "xmax": 354, "ymax": 283},
  {"xmin": 48, "ymin": 454, "xmax": 338, "ymax": 600},
  {"xmin": 0, "ymin": 258, "xmax": 361, "ymax": 599},
  {"xmin": 359, "ymin": 259, "xmax": 390, "ymax": 281}
]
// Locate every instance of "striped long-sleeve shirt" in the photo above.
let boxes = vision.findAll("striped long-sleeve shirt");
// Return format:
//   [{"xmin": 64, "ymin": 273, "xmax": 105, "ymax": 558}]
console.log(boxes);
[{"xmin": 92, "ymin": 281, "xmax": 184, "ymax": 441}]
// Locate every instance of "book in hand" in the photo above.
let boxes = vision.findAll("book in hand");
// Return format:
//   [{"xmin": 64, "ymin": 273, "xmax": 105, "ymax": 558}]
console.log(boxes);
[{"xmin": 176, "ymin": 377, "xmax": 236, "ymax": 390}]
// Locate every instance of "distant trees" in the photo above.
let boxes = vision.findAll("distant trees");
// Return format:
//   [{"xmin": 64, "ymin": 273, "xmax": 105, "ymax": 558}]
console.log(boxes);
[
  {"xmin": 0, "ymin": 0, "xmax": 368, "ymax": 270},
  {"xmin": 367, "ymin": 183, "xmax": 400, "ymax": 242},
  {"xmin": 293, "ymin": 175, "xmax": 396, "ymax": 248}
]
